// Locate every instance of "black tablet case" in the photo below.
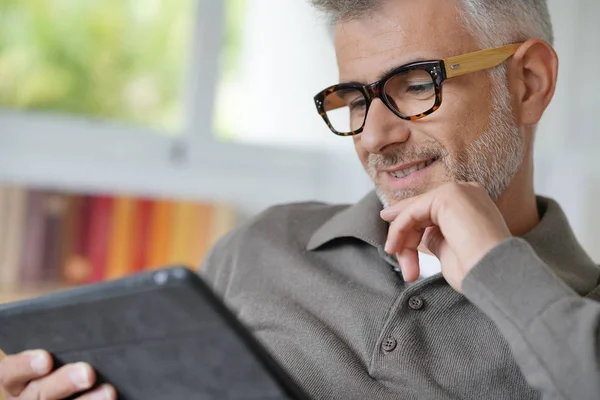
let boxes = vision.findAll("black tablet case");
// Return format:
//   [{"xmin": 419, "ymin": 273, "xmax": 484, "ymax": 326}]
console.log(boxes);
[{"xmin": 0, "ymin": 267, "xmax": 311, "ymax": 400}]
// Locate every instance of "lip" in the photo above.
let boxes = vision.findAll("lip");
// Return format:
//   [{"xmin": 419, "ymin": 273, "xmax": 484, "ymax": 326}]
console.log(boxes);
[
  {"xmin": 382, "ymin": 157, "xmax": 437, "ymax": 174},
  {"xmin": 382, "ymin": 157, "xmax": 438, "ymax": 189}
]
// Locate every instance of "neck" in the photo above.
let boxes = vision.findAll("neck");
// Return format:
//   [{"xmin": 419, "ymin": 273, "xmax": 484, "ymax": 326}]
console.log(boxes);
[{"xmin": 495, "ymin": 152, "xmax": 539, "ymax": 237}]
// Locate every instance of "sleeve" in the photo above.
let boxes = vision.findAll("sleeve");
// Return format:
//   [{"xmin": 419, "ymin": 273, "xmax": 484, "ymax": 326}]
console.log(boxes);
[{"xmin": 462, "ymin": 237, "xmax": 600, "ymax": 400}]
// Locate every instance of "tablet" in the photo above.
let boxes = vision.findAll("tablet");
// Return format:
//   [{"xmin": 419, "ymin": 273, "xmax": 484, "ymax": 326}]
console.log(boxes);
[{"xmin": 0, "ymin": 267, "xmax": 311, "ymax": 400}]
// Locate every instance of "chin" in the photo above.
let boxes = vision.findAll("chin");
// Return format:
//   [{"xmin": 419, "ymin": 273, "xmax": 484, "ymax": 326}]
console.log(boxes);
[{"xmin": 375, "ymin": 187, "xmax": 421, "ymax": 208}]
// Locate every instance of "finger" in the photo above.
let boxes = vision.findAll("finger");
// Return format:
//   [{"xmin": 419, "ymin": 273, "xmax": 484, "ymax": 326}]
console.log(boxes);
[
  {"xmin": 0, "ymin": 350, "xmax": 53, "ymax": 397},
  {"xmin": 379, "ymin": 196, "xmax": 420, "ymax": 222},
  {"xmin": 385, "ymin": 201, "xmax": 435, "ymax": 255},
  {"xmin": 387, "ymin": 218, "xmax": 426, "ymax": 257},
  {"xmin": 391, "ymin": 219, "xmax": 425, "ymax": 282},
  {"xmin": 397, "ymin": 249, "xmax": 420, "ymax": 282},
  {"xmin": 76, "ymin": 384, "xmax": 117, "ymax": 400},
  {"xmin": 386, "ymin": 213, "xmax": 426, "ymax": 283},
  {"xmin": 20, "ymin": 362, "xmax": 96, "ymax": 400}
]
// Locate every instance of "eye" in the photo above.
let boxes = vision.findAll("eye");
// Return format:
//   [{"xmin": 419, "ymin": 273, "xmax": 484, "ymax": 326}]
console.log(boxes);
[
  {"xmin": 349, "ymin": 98, "xmax": 367, "ymax": 111},
  {"xmin": 406, "ymin": 82, "xmax": 434, "ymax": 94}
]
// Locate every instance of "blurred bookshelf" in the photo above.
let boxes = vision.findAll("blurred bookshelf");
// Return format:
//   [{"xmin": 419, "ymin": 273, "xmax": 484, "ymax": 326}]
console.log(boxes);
[{"xmin": 0, "ymin": 184, "xmax": 237, "ymax": 305}]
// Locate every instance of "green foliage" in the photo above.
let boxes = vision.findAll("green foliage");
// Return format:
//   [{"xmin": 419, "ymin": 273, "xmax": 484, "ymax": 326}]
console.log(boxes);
[
  {"xmin": 221, "ymin": 0, "xmax": 246, "ymax": 80},
  {"xmin": 215, "ymin": 0, "xmax": 247, "ymax": 139},
  {"xmin": 0, "ymin": 0, "xmax": 195, "ymax": 132}
]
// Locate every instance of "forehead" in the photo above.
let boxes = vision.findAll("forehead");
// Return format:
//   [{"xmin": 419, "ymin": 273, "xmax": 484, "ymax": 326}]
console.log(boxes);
[{"xmin": 334, "ymin": 0, "xmax": 476, "ymax": 83}]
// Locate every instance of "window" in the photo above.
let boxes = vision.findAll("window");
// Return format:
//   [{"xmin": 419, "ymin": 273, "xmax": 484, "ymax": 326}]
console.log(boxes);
[
  {"xmin": 0, "ymin": 0, "xmax": 370, "ymax": 216},
  {"xmin": 0, "ymin": 0, "xmax": 196, "ymax": 134},
  {"xmin": 213, "ymin": 0, "xmax": 348, "ymax": 151}
]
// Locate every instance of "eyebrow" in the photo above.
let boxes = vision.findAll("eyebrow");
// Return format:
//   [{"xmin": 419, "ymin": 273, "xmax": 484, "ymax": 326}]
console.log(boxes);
[{"xmin": 339, "ymin": 56, "xmax": 430, "ymax": 85}]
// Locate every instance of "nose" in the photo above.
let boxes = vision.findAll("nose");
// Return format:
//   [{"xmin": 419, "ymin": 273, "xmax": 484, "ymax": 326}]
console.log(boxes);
[{"xmin": 358, "ymin": 99, "xmax": 411, "ymax": 154}]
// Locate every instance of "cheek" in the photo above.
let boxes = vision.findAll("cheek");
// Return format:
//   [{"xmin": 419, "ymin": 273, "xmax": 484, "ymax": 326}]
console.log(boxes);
[
  {"xmin": 433, "ymin": 77, "xmax": 494, "ymax": 149},
  {"xmin": 353, "ymin": 136, "xmax": 369, "ymax": 169}
]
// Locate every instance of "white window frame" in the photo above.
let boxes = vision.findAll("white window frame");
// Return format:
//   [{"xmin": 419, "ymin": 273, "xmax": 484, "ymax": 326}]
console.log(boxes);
[{"xmin": 0, "ymin": 1, "xmax": 354, "ymax": 217}]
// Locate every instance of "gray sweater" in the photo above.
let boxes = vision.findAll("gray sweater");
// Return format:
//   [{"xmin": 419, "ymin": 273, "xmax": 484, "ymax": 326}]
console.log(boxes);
[{"xmin": 201, "ymin": 192, "xmax": 600, "ymax": 399}]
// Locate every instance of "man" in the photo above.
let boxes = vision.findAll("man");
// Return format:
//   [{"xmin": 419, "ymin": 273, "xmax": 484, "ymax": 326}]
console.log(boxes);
[{"xmin": 1, "ymin": 0, "xmax": 599, "ymax": 399}]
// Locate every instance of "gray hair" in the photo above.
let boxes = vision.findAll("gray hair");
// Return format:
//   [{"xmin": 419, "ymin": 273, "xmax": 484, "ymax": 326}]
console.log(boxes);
[{"xmin": 311, "ymin": 0, "xmax": 554, "ymax": 48}]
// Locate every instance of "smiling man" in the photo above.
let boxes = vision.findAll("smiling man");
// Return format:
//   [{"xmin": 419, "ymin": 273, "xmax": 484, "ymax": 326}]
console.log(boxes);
[
  {"xmin": 203, "ymin": 0, "xmax": 600, "ymax": 398},
  {"xmin": 200, "ymin": 1, "xmax": 600, "ymax": 398},
  {"xmin": 1, "ymin": 1, "xmax": 600, "ymax": 400}
]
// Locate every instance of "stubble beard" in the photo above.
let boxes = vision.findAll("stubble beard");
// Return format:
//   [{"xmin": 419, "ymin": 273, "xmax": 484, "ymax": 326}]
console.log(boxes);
[{"xmin": 372, "ymin": 71, "xmax": 524, "ymax": 208}]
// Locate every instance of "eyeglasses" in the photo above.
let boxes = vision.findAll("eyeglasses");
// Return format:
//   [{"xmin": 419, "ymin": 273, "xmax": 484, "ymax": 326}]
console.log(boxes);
[{"xmin": 313, "ymin": 43, "xmax": 523, "ymax": 136}]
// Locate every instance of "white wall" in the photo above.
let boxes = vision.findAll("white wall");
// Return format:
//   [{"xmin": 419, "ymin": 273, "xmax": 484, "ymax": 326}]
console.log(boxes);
[{"xmin": 534, "ymin": 0, "xmax": 600, "ymax": 260}]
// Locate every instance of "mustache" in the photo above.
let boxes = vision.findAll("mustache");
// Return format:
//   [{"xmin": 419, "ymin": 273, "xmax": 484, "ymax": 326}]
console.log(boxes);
[{"xmin": 367, "ymin": 146, "xmax": 447, "ymax": 170}]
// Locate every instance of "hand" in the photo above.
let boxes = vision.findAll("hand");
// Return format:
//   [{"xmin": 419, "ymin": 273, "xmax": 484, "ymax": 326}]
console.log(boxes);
[
  {"xmin": 380, "ymin": 182, "xmax": 512, "ymax": 293},
  {"xmin": 0, "ymin": 350, "xmax": 117, "ymax": 400}
]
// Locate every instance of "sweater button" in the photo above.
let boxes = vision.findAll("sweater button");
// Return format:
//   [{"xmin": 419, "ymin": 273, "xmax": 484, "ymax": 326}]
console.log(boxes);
[
  {"xmin": 381, "ymin": 337, "xmax": 397, "ymax": 353},
  {"xmin": 408, "ymin": 296, "xmax": 424, "ymax": 310}
]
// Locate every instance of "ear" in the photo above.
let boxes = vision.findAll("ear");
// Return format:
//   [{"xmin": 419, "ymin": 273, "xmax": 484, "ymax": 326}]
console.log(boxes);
[{"xmin": 508, "ymin": 39, "xmax": 559, "ymax": 125}]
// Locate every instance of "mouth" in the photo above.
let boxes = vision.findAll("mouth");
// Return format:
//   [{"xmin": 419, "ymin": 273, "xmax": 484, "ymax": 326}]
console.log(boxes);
[{"xmin": 387, "ymin": 157, "xmax": 439, "ymax": 179}]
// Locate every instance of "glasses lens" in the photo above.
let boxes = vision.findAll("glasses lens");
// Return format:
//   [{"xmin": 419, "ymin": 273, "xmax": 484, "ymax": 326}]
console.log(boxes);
[
  {"xmin": 384, "ymin": 69, "xmax": 436, "ymax": 117},
  {"xmin": 323, "ymin": 88, "xmax": 366, "ymax": 134}
]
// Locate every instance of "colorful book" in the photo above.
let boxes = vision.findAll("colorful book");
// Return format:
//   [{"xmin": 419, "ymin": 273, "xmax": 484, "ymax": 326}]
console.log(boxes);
[
  {"xmin": 1, "ymin": 186, "xmax": 27, "ymax": 287},
  {"xmin": 193, "ymin": 202, "xmax": 215, "ymax": 267},
  {"xmin": 0, "ymin": 186, "xmax": 238, "ymax": 289},
  {"xmin": 181, "ymin": 202, "xmax": 204, "ymax": 268},
  {"xmin": 87, "ymin": 195, "xmax": 113, "ymax": 282},
  {"xmin": 167, "ymin": 200, "xmax": 197, "ymax": 267},
  {"xmin": 40, "ymin": 192, "xmax": 69, "ymax": 282},
  {"xmin": 146, "ymin": 199, "xmax": 173, "ymax": 269},
  {"xmin": 19, "ymin": 190, "xmax": 47, "ymax": 283},
  {"xmin": 63, "ymin": 195, "xmax": 93, "ymax": 285},
  {"xmin": 131, "ymin": 198, "xmax": 153, "ymax": 272},
  {"xmin": 105, "ymin": 196, "xmax": 136, "ymax": 280}
]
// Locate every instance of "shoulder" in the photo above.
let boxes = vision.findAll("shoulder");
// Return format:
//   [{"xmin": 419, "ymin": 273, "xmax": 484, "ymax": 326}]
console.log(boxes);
[
  {"xmin": 585, "ymin": 281, "xmax": 600, "ymax": 302},
  {"xmin": 199, "ymin": 200, "xmax": 349, "ymax": 294},
  {"xmin": 234, "ymin": 201, "xmax": 348, "ymax": 243}
]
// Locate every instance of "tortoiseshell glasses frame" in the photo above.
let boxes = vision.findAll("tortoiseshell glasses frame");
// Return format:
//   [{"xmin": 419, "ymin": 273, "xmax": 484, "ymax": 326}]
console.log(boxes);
[{"xmin": 313, "ymin": 43, "xmax": 523, "ymax": 136}]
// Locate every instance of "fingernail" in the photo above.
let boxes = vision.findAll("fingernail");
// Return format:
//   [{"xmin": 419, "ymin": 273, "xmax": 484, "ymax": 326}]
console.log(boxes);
[
  {"xmin": 384, "ymin": 241, "xmax": 391, "ymax": 254},
  {"xmin": 90, "ymin": 385, "xmax": 114, "ymax": 400},
  {"xmin": 29, "ymin": 351, "xmax": 50, "ymax": 374},
  {"xmin": 69, "ymin": 363, "xmax": 91, "ymax": 389}
]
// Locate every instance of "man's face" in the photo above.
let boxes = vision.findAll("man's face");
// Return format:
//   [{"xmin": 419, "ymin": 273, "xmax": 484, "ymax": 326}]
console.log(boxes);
[{"xmin": 334, "ymin": 0, "xmax": 524, "ymax": 207}]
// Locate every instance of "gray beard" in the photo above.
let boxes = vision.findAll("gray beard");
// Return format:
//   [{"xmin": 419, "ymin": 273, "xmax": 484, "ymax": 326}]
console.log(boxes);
[{"xmin": 375, "ymin": 71, "xmax": 523, "ymax": 208}]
